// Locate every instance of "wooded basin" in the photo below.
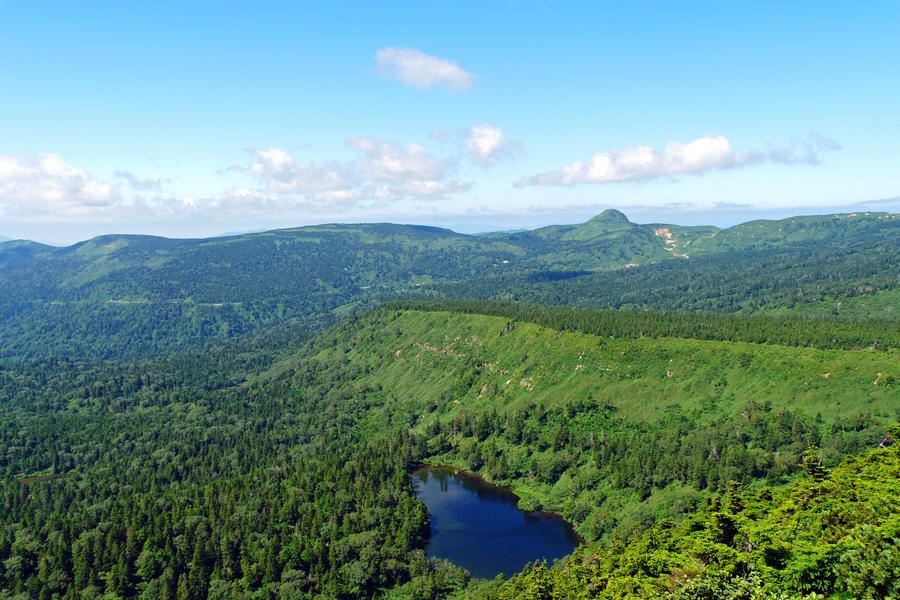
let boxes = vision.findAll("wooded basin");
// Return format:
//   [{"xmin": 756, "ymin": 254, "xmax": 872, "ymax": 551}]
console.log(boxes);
[{"xmin": 412, "ymin": 464, "xmax": 582, "ymax": 579}]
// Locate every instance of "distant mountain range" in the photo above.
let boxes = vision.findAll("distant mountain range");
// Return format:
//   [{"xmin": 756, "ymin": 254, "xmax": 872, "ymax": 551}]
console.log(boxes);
[
  {"xmin": 218, "ymin": 228, "xmax": 271, "ymax": 237},
  {"xmin": 1, "ymin": 209, "xmax": 898, "ymax": 360}
]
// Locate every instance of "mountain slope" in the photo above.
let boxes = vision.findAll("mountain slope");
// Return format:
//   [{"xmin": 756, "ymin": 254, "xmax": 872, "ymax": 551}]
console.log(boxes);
[
  {"xmin": 423, "ymin": 245, "xmax": 900, "ymax": 319},
  {"xmin": 0, "ymin": 303, "xmax": 896, "ymax": 598},
  {"xmin": 277, "ymin": 305, "xmax": 898, "ymax": 538}
]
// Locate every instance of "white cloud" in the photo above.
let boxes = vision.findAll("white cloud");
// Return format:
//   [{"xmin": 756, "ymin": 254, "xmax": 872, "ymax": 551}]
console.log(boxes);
[
  {"xmin": 246, "ymin": 137, "xmax": 468, "ymax": 206},
  {"xmin": 516, "ymin": 132, "xmax": 841, "ymax": 187},
  {"xmin": 0, "ymin": 153, "xmax": 321, "ymax": 222},
  {"xmin": 366, "ymin": 180, "xmax": 472, "ymax": 201},
  {"xmin": 200, "ymin": 187, "xmax": 299, "ymax": 213},
  {"xmin": 321, "ymin": 190, "xmax": 362, "ymax": 204},
  {"xmin": 2, "ymin": 131, "xmax": 477, "ymax": 224},
  {"xmin": 248, "ymin": 148, "xmax": 354, "ymax": 195},
  {"xmin": 348, "ymin": 136, "xmax": 455, "ymax": 182},
  {"xmin": 375, "ymin": 47, "xmax": 475, "ymax": 91},
  {"xmin": 183, "ymin": 187, "xmax": 359, "ymax": 216},
  {"xmin": 466, "ymin": 123, "xmax": 522, "ymax": 166},
  {"xmin": 516, "ymin": 135, "xmax": 754, "ymax": 187},
  {"xmin": 765, "ymin": 131, "xmax": 842, "ymax": 165},
  {"xmin": 0, "ymin": 153, "xmax": 120, "ymax": 216},
  {"xmin": 397, "ymin": 180, "xmax": 470, "ymax": 196}
]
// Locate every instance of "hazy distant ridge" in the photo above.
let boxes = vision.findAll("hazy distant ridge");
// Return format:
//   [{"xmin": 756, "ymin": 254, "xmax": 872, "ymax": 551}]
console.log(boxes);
[{"xmin": 0, "ymin": 210, "xmax": 898, "ymax": 360}]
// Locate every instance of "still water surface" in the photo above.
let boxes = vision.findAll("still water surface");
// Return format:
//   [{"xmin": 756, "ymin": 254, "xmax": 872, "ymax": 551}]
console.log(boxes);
[{"xmin": 412, "ymin": 464, "xmax": 582, "ymax": 579}]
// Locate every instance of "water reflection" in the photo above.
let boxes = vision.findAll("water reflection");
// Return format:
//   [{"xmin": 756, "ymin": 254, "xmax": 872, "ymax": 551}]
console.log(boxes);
[{"xmin": 412, "ymin": 464, "xmax": 582, "ymax": 580}]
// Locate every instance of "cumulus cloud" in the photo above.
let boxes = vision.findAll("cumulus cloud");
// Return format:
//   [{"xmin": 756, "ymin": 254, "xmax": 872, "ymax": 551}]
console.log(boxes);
[
  {"xmin": 516, "ymin": 132, "xmax": 840, "ymax": 187},
  {"xmin": 200, "ymin": 187, "xmax": 296, "ymax": 212},
  {"xmin": 0, "ymin": 139, "xmax": 473, "ymax": 224},
  {"xmin": 365, "ymin": 180, "xmax": 472, "ymax": 202},
  {"xmin": 178, "ymin": 187, "xmax": 373, "ymax": 217},
  {"xmin": 347, "ymin": 137, "xmax": 455, "ymax": 182},
  {"xmin": 249, "ymin": 148, "xmax": 354, "ymax": 195},
  {"xmin": 0, "ymin": 153, "xmax": 217, "ymax": 223},
  {"xmin": 0, "ymin": 153, "xmax": 120, "ymax": 216},
  {"xmin": 516, "ymin": 135, "xmax": 753, "ymax": 187},
  {"xmin": 466, "ymin": 123, "xmax": 522, "ymax": 166},
  {"xmin": 246, "ymin": 137, "xmax": 468, "ymax": 206},
  {"xmin": 375, "ymin": 47, "xmax": 475, "ymax": 91},
  {"xmin": 180, "ymin": 187, "xmax": 355, "ymax": 216},
  {"xmin": 0, "ymin": 153, "xmax": 317, "ymax": 221}
]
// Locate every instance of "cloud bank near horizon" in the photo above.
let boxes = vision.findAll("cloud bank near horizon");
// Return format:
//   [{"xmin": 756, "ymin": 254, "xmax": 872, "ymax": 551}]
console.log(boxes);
[
  {"xmin": 0, "ymin": 130, "xmax": 487, "ymax": 221},
  {"xmin": 515, "ymin": 133, "xmax": 841, "ymax": 187},
  {"xmin": 0, "ymin": 129, "xmax": 847, "ymax": 226}
]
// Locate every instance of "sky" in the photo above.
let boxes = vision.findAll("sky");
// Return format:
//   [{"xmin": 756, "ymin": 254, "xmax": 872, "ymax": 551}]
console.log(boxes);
[{"xmin": 1, "ymin": 0, "xmax": 898, "ymax": 245}]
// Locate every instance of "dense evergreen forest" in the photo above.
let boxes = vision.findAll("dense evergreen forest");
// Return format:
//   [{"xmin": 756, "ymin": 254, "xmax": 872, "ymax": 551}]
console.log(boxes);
[
  {"xmin": 0, "ymin": 324, "xmax": 469, "ymax": 599},
  {"xmin": 1, "ymin": 211, "xmax": 899, "ymax": 598},
  {"xmin": 463, "ymin": 428, "xmax": 900, "ymax": 600},
  {"xmin": 1, "ymin": 303, "xmax": 898, "ymax": 598}
]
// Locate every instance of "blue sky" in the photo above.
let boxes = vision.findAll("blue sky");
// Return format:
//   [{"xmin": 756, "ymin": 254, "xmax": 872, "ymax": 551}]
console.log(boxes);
[{"xmin": 1, "ymin": 0, "xmax": 898, "ymax": 244}]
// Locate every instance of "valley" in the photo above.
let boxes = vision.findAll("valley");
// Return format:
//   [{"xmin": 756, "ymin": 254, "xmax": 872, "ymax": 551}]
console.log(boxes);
[{"xmin": 0, "ymin": 211, "xmax": 898, "ymax": 599}]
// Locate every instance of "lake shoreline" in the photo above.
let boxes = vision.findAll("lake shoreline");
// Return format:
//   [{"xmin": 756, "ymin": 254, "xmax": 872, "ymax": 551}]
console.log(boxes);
[
  {"xmin": 412, "ymin": 462, "xmax": 587, "ymax": 545},
  {"xmin": 410, "ymin": 461, "xmax": 587, "ymax": 579}
]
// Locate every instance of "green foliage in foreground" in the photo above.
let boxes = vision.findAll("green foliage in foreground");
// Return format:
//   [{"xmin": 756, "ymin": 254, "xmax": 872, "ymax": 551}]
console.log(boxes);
[
  {"xmin": 0, "ymin": 304, "xmax": 898, "ymax": 598},
  {"xmin": 460, "ymin": 426, "xmax": 900, "ymax": 600}
]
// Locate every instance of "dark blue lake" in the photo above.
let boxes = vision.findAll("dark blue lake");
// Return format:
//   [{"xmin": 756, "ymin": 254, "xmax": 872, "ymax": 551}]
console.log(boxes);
[{"xmin": 412, "ymin": 464, "xmax": 583, "ymax": 579}]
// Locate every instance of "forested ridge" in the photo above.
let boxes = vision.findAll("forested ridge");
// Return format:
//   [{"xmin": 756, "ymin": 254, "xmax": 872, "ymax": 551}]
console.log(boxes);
[
  {"xmin": 289, "ymin": 308, "xmax": 897, "ymax": 539},
  {"xmin": 382, "ymin": 299, "xmax": 900, "ymax": 351},
  {"xmin": 416, "ymin": 237, "xmax": 900, "ymax": 319},
  {"xmin": 1, "ymin": 303, "xmax": 898, "ymax": 598},
  {"xmin": 2, "ymin": 211, "xmax": 898, "ymax": 360}
]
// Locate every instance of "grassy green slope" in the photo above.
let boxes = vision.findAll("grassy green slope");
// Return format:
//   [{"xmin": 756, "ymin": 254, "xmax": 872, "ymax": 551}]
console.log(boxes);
[
  {"xmin": 282, "ymin": 307, "xmax": 898, "ymax": 540},
  {"xmin": 312, "ymin": 309, "xmax": 897, "ymax": 423}
]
